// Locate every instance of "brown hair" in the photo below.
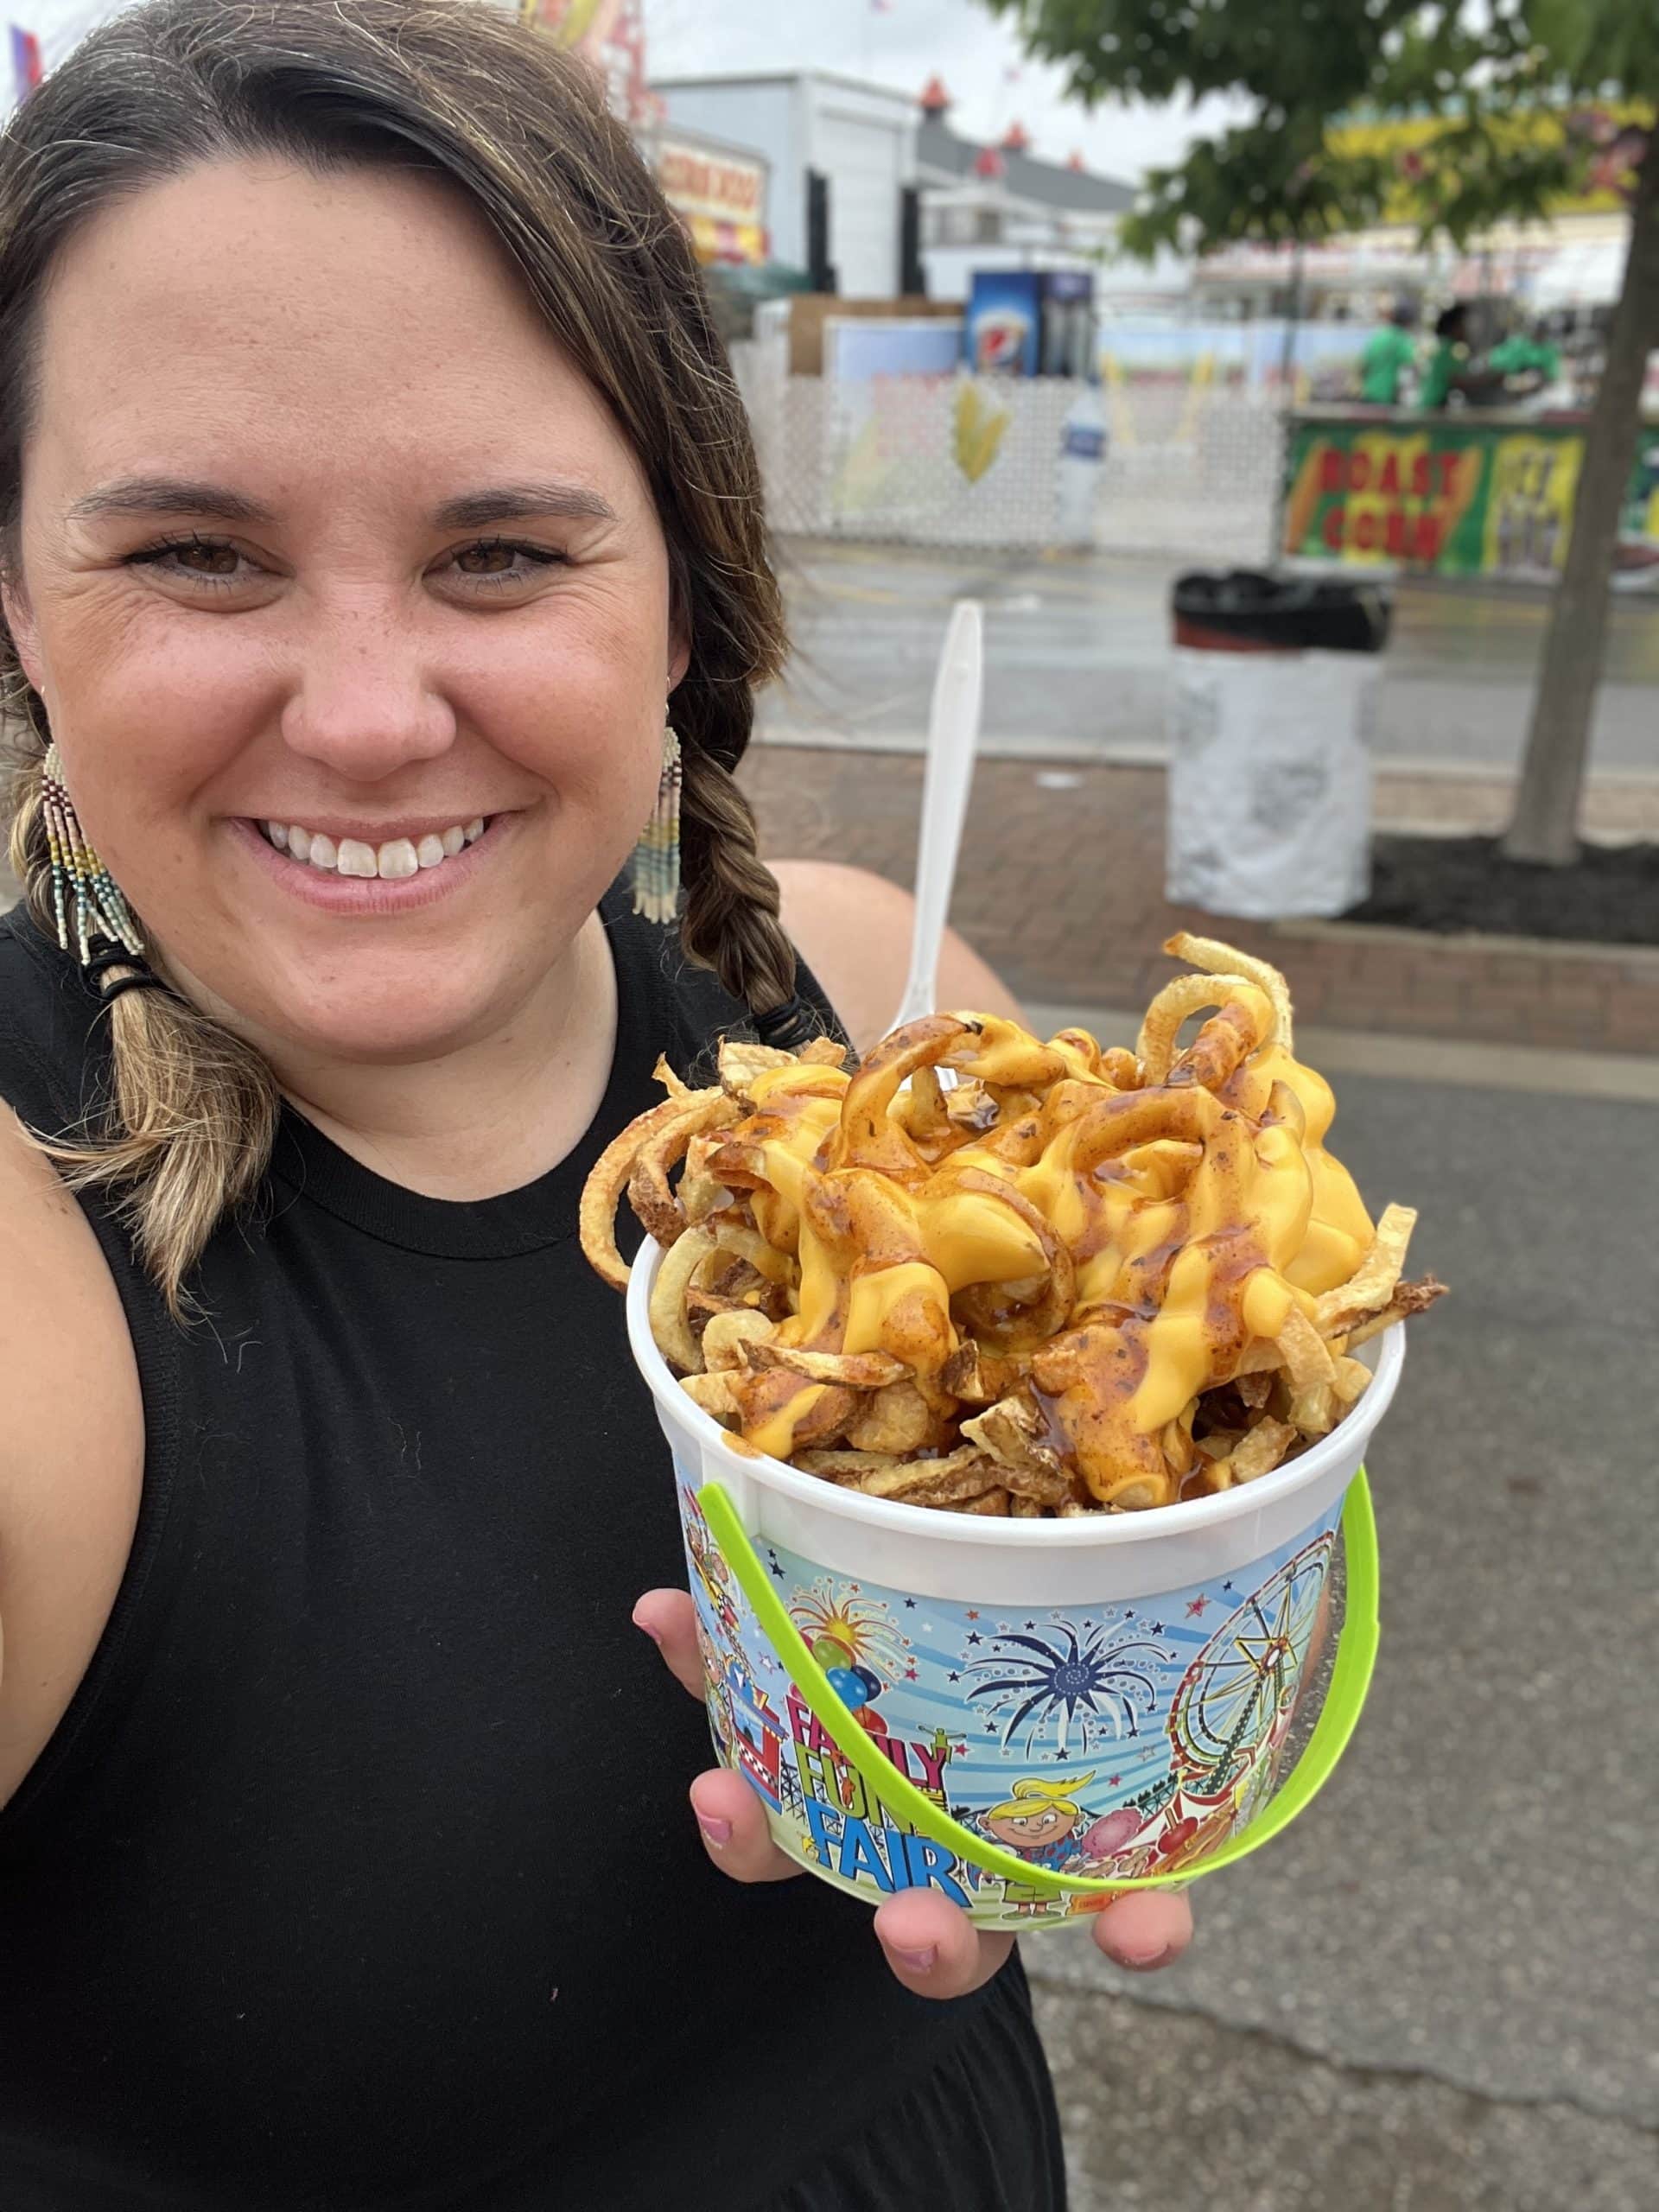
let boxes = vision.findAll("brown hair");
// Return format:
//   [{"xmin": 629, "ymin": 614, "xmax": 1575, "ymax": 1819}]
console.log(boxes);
[{"xmin": 0, "ymin": 0, "xmax": 795, "ymax": 1310}]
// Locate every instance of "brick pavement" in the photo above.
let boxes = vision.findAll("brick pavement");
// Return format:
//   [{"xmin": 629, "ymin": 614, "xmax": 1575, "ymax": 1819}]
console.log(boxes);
[
  {"xmin": 741, "ymin": 747, "xmax": 1659, "ymax": 1058},
  {"xmin": 3, "ymin": 753, "xmax": 1651, "ymax": 1054}
]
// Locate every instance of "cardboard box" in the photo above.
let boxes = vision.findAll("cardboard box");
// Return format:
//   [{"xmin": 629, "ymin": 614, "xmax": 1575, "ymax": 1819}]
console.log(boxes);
[{"xmin": 787, "ymin": 295, "xmax": 963, "ymax": 376}]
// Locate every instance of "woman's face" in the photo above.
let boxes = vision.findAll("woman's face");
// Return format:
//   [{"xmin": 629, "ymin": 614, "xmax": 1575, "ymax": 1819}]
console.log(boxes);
[{"xmin": 3, "ymin": 156, "xmax": 682, "ymax": 1061}]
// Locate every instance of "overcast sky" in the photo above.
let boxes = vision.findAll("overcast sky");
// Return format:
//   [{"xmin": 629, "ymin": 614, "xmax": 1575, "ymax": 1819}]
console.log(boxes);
[
  {"xmin": 643, "ymin": 0, "xmax": 1247, "ymax": 190},
  {"xmin": 22, "ymin": 0, "xmax": 1245, "ymax": 188}
]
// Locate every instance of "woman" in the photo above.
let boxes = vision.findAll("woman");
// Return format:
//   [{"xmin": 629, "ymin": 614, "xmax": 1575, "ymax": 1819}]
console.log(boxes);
[{"xmin": 0, "ymin": 4, "xmax": 1189, "ymax": 2204}]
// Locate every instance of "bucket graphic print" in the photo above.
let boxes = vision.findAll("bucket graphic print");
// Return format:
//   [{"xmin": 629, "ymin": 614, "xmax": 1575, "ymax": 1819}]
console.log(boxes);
[{"xmin": 679, "ymin": 1476, "xmax": 1344, "ymax": 1927}]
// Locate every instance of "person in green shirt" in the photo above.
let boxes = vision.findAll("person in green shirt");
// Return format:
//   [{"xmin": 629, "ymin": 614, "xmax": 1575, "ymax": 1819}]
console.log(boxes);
[
  {"xmin": 1358, "ymin": 302, "xmax": 1418, "ymax": 405},
  {"xmin": 1489, "ymin": 321, "xmax": 1563, "ymax": 391},
  {"xmin": 1418, "ymin": 302, "xmax": 1471, "ymax": 410}
]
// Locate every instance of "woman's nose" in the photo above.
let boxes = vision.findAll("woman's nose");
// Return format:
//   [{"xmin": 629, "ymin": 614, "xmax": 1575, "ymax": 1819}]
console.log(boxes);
[{"xmin": 279, "ymin": 611, "xmax": 457, "ymax": 780}]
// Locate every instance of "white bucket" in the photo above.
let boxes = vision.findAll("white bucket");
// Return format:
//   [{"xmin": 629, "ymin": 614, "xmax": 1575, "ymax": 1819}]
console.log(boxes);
[{"xmin": 627, "ymin": 1241, "xmax": 1401, "ymax": 1929}]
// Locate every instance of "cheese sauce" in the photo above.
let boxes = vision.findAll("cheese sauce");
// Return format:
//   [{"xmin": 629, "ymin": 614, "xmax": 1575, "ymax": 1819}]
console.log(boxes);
[{"xmin": 705, "ymin": 1001, "xmax": 1376, "ymax": 1505}]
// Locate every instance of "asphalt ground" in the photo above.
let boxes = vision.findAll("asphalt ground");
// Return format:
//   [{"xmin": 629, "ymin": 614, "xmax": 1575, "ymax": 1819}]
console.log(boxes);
[
  {"xmin": 1018, "ymin": 1057, "xmax": 1659, "ymax": 2210},
  {"xmin": 763, "ymin": 543, "xmax": 1659, "ymax": 784}
]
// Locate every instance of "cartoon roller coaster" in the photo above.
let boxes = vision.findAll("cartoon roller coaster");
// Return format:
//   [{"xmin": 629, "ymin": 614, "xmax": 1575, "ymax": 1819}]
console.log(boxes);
[{"xmin": 1166, "ymin": 1533, "xmax": 1335, "ymax": 1803}]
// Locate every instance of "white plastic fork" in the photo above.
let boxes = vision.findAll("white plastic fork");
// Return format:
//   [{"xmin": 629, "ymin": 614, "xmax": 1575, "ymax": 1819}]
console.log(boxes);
[{"xmin": 889, "ymin": 599, "xmax": 984, "ymax": 1033}]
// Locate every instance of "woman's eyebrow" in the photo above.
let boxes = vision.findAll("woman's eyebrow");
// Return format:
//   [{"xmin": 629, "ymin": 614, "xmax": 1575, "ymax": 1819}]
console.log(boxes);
[
  {"xmin": 67, "ymin": 476, "xmax": 276, "ymax": 524},
  {"xmin": 430, "ymin": 482, "xmax": 618, "ymax": 529},
  {"xmin": 66, "ymin": 477, "xmax": 619, "ymax": 530}
]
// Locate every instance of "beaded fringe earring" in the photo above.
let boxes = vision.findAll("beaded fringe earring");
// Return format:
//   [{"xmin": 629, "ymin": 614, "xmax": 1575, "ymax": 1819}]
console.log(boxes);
[
  {"xmin": 630, "ymin": 722, "xmax": 682, "ymax": 925},
  {"xmin": 40, "ymin": 741, "xmax": 144, "ymax": 965}
]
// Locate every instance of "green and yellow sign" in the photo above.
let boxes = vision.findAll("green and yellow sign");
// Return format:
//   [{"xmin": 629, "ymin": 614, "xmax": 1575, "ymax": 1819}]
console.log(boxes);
[{"xmin": 1281, "ymin": 413, "xmax": 1659, "ymax": 578}]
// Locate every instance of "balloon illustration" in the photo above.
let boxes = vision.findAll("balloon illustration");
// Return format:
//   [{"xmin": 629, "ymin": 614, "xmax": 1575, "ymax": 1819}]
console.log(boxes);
[{"xmin": 824, "ymin": 1666, "xmax": 870, "ymax": 1712}]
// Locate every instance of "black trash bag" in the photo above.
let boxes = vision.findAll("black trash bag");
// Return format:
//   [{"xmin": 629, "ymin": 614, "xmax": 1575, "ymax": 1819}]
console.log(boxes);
[{"xmin": 1172, "ymin": 569, "xmax": 1391, "ymax": 655}]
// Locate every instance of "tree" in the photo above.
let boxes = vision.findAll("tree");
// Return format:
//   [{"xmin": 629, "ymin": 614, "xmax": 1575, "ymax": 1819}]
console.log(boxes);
[{"xmin": 983, "ymin": 0, "xmax": 1659, "ymax": 864}]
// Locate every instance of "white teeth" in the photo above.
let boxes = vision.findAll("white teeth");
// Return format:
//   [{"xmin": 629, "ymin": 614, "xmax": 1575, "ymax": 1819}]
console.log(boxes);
[
  {"xmin": 262, "ymin": 818, "xmax": 482, "ymax": 877},
  {"xmin": 377, "ymin": 838, "xmax": 419, "ymax": 880}
]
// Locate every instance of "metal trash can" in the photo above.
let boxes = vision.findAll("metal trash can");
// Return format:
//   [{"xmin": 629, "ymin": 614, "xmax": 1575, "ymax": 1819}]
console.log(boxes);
[{"xmin": 1166, "ymin": 570, "xmax": 1390, "ymax": 920}]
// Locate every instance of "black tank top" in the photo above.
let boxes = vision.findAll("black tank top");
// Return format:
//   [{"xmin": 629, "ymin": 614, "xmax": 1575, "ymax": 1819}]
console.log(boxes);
[{"xmin": 0, "ymin": 893, "xmax": 1060, "ymax": 2212}]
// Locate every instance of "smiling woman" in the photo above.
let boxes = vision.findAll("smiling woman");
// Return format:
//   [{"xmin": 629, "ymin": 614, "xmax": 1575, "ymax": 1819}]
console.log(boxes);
[{"xmin": 0, "ymin": 6, "xmax": 1185, "ymax": 2209}]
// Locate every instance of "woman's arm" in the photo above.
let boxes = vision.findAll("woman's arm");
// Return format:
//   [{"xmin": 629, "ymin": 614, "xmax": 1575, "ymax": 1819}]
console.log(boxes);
[
  {"xmin": 768, "ymin": 860, "xmax": 1027, "ymax": 1058},
  {"xmin": 0, "ymin": 1107, "xmax": 143, "ymax": 1807}
]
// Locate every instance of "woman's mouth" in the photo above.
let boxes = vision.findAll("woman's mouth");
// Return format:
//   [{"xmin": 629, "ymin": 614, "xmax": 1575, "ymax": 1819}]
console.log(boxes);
[
  {"xmin": 234, "ymin": 810, "xmax": 507, "ymax": 913},
  {"xmin": 257, "ymin": 815, "xmax": 489, "ymax": 880}
]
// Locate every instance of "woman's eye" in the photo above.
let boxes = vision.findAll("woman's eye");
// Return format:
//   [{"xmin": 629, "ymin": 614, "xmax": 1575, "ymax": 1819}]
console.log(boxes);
[
  {"xmin": 124, "ymin": 536, "xmax": 563, "ymax": 594},
  {"xmin": 454, "ymin": 542, "xmax": 518, "ymax": 575},
  {"xmin": 446, "ymin": 539, "xmax": 565, "ymax": 588},
  {"xmin": 127, "ymin": 537, "xmax": 257, "ymax": 588},
  {"xmin": 173, "ymin": 542, "xmax": 240, "ymax": 575}
]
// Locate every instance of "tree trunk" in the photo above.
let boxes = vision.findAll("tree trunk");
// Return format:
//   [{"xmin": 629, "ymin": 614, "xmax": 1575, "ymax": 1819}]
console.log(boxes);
[{"xmin": 1502, "ymin": 144, "xmax": 1659, "ymax": 864}]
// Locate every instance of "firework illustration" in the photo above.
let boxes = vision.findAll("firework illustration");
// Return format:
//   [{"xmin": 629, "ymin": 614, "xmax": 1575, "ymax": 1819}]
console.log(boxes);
[
  {"xmin": 966, "ymin": 1618, "xmax": 1174, "ymax": 1758},
  {"xmin": 789, "ymin": 1579, "xmax": 912, "ymax": 1683}
]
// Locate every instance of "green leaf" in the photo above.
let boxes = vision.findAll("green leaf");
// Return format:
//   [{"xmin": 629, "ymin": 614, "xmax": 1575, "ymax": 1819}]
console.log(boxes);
[{"xmin": 982, "ymin": 0, "xmax": 1657, "ymax": 256}]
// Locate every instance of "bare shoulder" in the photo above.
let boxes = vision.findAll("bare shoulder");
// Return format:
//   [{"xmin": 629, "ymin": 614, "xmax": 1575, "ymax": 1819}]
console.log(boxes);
[
  {"xmin": 0, "ymin": 1103, "xmax": 143, "ymax": 1808},
  {"xmin": 767, "ymin": 859, "xmax": 1027, "ymax": 1057}
]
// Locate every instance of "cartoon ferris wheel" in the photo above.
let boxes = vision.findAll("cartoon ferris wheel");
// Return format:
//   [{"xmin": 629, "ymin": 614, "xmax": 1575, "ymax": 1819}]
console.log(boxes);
[{"xmin": 1166, "ymin": 1534, "xmax": 1334, "ymax": 1798}]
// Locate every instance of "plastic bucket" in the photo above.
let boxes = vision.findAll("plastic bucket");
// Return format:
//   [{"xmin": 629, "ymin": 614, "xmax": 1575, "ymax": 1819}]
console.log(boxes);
[{"xmin": 627, "ymin": 1242, "xmax": 1396, "ymax": 1929}]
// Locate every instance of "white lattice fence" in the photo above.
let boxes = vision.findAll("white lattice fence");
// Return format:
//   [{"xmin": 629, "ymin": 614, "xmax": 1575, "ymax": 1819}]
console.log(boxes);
[
  {"xmin": 731, "ymin": 341, "xmax": 1284, "ymax": 560},
  {"xmin": 1094, "ymin": 388, "xmax": 1283, "ymax": 563}
]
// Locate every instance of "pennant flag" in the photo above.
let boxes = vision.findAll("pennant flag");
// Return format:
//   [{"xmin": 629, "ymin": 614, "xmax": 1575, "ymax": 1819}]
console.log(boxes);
[{"xmin": 10, "ymin": 23, "xmax": 41, "ymax": 104}]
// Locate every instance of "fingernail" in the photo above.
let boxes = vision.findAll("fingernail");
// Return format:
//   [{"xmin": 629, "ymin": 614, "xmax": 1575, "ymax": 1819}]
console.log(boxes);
[
  {"xmin": 632, "ymin": 1614, "xmax": 663, "ymax": 1645},
  {"xmin": 1121, "ymin": 1943, "xmax": 1177, "ymax": 1972},
  {"xmin": 892, "ymin": 1945, "xmax": 937, "ymax": 1973},
  {"xmin": 696, "ymin": 1813, "xmax": 732, "ymax": 1847}
]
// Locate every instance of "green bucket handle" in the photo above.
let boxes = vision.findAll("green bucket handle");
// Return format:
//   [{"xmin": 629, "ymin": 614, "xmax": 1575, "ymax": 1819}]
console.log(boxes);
[{"xmin": 700, "ymin": 1470, "xmax": 1379, "ymax": 1897}]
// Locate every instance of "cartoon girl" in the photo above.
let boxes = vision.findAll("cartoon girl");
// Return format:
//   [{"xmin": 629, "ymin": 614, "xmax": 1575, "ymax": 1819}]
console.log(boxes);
[
  {"xmin": 976, "ymin": 1776, "xmax": 1157, "ymax": 1916},
  {"xmin": 976, "ymin": 1774, "xmax": 1098, "ymax": 1917},
  {"xmin": 980, "ymin": 1775, "xmax": 1096, "ymax": 1871}
]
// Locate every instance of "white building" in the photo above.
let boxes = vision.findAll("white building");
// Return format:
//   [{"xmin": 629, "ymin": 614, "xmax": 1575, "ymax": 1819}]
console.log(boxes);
[
  {"xmin": 912, "ymin": 86, "xmax": 1135, "ymax": 303},
  {"xmin": 649, "ymin": 69, "xmax": 918, "ymax": 297}
]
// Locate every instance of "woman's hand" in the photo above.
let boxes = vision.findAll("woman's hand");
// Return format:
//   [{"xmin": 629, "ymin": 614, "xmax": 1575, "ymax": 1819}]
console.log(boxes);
[{"xmin": 633, "ymin": 1587, "xmax": 1195, "ymax": 1999}]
